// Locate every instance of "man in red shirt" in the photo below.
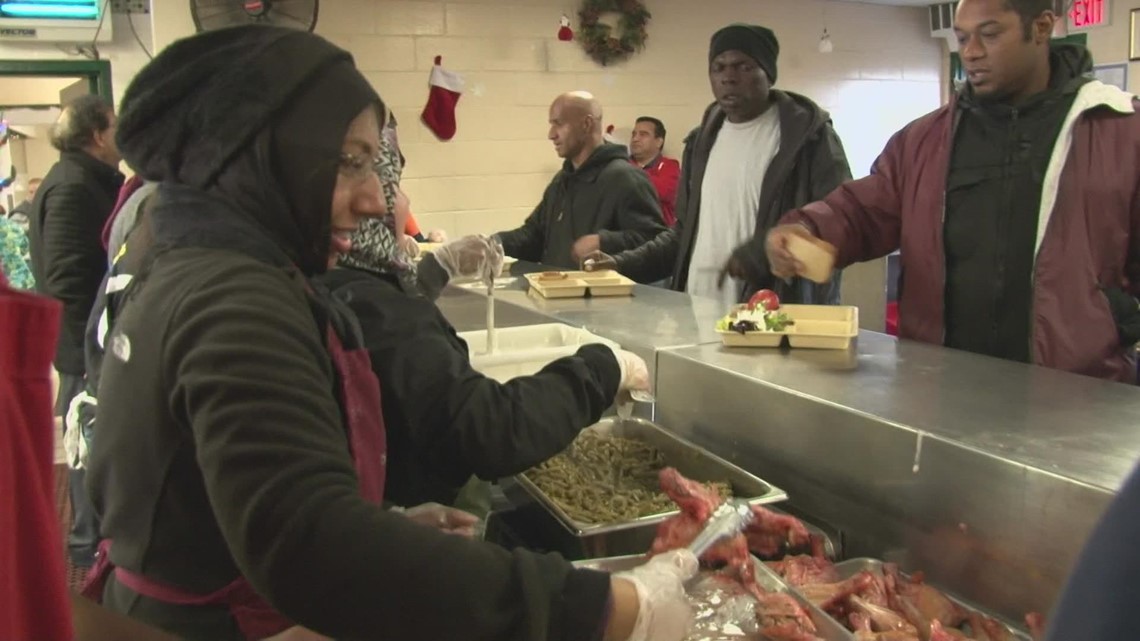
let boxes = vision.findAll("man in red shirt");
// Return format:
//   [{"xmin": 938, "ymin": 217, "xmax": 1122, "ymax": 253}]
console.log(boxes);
[{"xmin": 629, "ymin": 116, "xmax": 681, "ymax": 226}]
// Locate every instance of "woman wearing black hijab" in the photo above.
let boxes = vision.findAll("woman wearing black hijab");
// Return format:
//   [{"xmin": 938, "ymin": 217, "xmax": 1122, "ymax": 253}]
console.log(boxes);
[{"xmin": 84, "ymin": 25, "xmax": 695, "ymax": 641}]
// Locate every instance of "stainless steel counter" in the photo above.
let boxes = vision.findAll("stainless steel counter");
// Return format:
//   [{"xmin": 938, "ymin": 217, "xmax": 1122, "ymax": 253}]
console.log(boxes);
[
  {"xmin": 433, "ymin": 267, "xmax": 1140, "ymax": 623},
  {"xmin": 660, "ymin": 331, "xmax": 1140, "ymax": 492},
  {"xmin": 653, "ymin": 332, "xmax": 1140, "ymax": 622}
]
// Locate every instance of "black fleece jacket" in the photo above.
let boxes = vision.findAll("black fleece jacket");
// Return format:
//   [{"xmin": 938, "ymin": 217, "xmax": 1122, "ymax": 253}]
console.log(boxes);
[
  {"xmin": 88, "ymin": 196, "xmax": 613, "ymax": 641},
  {"xmin": 497, "ymin": 142, "xmax": 667, "ymax": 268},
  {"xmin": 317, "ymin": 266, "xmax": 621, "ymax": 508}
]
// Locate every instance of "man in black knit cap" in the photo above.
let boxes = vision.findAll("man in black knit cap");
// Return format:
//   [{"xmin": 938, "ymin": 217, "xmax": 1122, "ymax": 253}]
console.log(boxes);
[{"xmin": 584, "ymin": 24, "xmax": 852, "ymax": 308}]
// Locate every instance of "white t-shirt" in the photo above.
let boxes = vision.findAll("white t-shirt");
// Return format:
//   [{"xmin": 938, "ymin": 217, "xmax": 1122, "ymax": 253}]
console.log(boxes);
[{"xmin": 685, "ymin": 108, "xmax": 781, "ymax": 309}]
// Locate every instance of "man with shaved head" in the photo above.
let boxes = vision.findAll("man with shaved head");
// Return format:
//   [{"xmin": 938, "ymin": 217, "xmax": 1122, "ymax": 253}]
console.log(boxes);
[{"xmin": 495, "ymin": 91, "xmax": 666, "ymax": 269}]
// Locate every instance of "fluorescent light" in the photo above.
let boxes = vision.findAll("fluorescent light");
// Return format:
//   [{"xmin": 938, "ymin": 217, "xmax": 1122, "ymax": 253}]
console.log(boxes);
[
  {"xmin": 1, "ymin": 3, "xmax": 98, "ymax": 18},
  {"xmin": 2, "ymin": 0, "xmax": 98, "ymax": 4}
]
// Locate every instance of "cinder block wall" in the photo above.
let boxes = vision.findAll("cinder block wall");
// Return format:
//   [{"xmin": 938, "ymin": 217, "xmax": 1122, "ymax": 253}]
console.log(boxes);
[{"xmin": 310, "ymin": 0, "xmax": 944, "ymax": 237}]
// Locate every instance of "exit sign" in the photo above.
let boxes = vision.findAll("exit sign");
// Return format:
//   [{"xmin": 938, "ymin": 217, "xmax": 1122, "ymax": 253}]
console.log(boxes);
[{"xmin": 1068, "ymin": 0, "xmax": 1110, "ymax": 30}]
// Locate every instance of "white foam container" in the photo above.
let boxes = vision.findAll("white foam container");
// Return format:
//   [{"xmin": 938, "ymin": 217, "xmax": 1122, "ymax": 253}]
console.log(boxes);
[{"xmin": 457, "ymin": 323, "xmax": 620, "ymax": 383}]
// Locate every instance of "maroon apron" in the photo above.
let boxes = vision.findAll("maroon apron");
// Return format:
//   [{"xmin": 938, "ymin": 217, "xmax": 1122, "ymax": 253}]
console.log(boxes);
[{"xmin": 82, "ymin": 326, "xmax": 387, "ymax": 640}]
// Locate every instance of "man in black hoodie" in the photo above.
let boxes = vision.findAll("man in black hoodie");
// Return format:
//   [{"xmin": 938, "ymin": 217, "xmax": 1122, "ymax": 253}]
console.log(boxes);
[
  {"xmin": 495, "ymin": 91, "xmax": 667, "ymax": 269},
  {"xmin": 584, "ymin": 25, "xmax": 852, "ymax": 309}
]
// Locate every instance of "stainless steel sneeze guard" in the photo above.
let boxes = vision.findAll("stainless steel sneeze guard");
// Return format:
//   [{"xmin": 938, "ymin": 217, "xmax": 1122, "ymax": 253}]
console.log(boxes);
[
  {"xmin": 434, "ymin": 270, "xmax": 1140, "ymax": 625},
  {"xmin": 514, "ymin": 417, "xmax": 788, "ymax": 558}
]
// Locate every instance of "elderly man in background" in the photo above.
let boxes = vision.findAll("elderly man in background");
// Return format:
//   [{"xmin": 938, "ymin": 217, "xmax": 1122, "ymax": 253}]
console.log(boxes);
[
  {"xmin": 629, "ymin": 116, "xmax": 681, "ymax": 227},
  {"xmin": 27, "ymin": 93, "xmax": 123, "ymax": 569},
  {"xmin": 584, "ymin": 24, "xmax": 852, "ymax": 309},
  {"xmin": 495, "ymin": 91, "xmax": 666, "ymax": 269}
]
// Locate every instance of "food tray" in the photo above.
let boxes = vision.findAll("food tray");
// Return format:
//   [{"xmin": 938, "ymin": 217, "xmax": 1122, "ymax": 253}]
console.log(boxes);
[
  {"xmin": 457, "ymin": 323, "xmax": 620, "ymax": 383},
  {"xmin": 717, "ymin": 304, "xmax": 858, "ymax": 350},
  {"xmin": 415, "ymin": 241, "xmax": 445, "ymax": 254},
  {"xmin": 826, "ymin": 558, "xmax": 1031, "ymax": 640},
  {"xmin": 573, "ymin": 554, "xmax": 854, "ymax": 641},
  {"xmin": 514, "ymin": 417, "xmax": 787, "ymax": 558},
  {"xmin": 524, "ymin": 270, "xmax": 635, "ymax": 298}
]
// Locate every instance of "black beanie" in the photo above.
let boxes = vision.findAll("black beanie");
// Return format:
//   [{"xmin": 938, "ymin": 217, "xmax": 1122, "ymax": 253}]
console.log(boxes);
[
  {"xmin": 117, "ymin": 25, "xmax": 377, "ymax": 189},
  {"xmin": 709, "ymin": 24, "xmax": 779, "ymax": 85}
]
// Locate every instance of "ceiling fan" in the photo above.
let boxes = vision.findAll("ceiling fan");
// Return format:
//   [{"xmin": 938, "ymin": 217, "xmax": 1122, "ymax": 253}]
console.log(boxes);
[{"xmin": 190, "ymin": 0, "xmax": 318, "ymax": 33}]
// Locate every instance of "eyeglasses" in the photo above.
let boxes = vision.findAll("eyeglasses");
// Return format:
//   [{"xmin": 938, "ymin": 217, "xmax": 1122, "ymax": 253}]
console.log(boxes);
[{"xmin": 338, "ymin": 151, "xmax": 384, "ymax": 181}]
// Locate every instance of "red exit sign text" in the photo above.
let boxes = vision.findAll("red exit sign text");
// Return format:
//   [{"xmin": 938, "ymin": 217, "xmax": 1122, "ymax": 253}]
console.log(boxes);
[{"xmin": 1069, "ymin": 0, "xmax": 1109, "ymax": 29}]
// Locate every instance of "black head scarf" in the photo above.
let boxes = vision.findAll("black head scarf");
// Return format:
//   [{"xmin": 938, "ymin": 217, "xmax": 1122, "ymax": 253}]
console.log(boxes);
[{"xmin": 116, "ymin": 25, "xmax": 381, "ymax": 275}]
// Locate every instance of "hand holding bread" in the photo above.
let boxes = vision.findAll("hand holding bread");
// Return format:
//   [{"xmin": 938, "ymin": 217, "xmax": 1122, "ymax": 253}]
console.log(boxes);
[{"xmin": 765, "ymin": 224, "xmax": 837, "ymax": 284}]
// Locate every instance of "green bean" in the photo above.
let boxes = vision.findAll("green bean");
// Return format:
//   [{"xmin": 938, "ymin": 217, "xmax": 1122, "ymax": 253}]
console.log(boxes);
[{"xmin": 525, "ymin": 432, "xmax": 732, "ymax": 525}]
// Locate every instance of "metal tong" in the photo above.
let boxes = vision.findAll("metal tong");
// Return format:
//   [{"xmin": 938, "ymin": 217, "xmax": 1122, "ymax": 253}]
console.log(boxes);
[{"xmin": 687, "ymin": 499, "xmax": 754, "ymax": 558}]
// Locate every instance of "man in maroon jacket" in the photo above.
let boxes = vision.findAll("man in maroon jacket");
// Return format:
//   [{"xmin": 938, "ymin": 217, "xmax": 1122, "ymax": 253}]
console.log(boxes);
[
  {"xmin": 767, "ymin": 0, "xmax": 1140, "ymax": 382},
  {"xmin": 629, "ymin": 116, "xmax": 681, "ymax": 227}
]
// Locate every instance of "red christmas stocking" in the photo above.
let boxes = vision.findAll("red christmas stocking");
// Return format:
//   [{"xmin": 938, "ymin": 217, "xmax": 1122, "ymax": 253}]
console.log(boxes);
[
  {"xmin": 558, "ymin": 15, "xmax": 574, "ymax": 41},
  {"xmin": 421, "ymin": 56, "xmax": 464, "ymax": 141}
]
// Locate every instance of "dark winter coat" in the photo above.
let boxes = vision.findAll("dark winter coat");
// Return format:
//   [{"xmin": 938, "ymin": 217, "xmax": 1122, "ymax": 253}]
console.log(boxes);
[
  {"xmin": 27, "ymin": 150, "xmax": 123, "ymax": 374},
  {"xmin": 611, "ymin": 90, "xmax": 852, "ymax": 305},
  {"xmin": 319, "ymin": 266, "xmax": 620, "ymax": 508},
  {"xmin": 497, "ymin": 142, "xmax": 668, "ymax": 268}
]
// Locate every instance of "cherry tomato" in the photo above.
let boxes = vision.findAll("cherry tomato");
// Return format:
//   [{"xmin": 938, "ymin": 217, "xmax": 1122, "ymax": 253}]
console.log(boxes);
[{"xmin": 748, "ymin": 289, "xmax": 780, "ymax": 311}]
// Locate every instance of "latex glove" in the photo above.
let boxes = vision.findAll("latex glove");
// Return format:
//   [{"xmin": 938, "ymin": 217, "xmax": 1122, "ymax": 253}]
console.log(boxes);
[
  {"xmin": 431, "ymin": 235, "xmax": 505, "ymax": 286},
  {"xmin": 606, "ymin": 346, "xmax": 650, "ymax": 394},
  {"xmin": 427, "ymin": 229, "xmax": 449, "ymax": 243},
  {"xmin": 765, "ymin": 224, "xmax": 815, "ymax": 280},
  {"xmin": 613, "ymin": 549, "xmax": 698, "ymax": 641},
  {"xmin": 398, "ymin": 234, "xmax": 421, "ymax": 259},
  {"xmin": 397, "ymin": 502, "xmax": 480, "ymax": 538},
  {"xmin": 571, "ymin": 234, "xmax": 601, "ymax": 262},
  {"xmin": 581, "ymin": 250, "xmax": 618, "ymax": 272}
]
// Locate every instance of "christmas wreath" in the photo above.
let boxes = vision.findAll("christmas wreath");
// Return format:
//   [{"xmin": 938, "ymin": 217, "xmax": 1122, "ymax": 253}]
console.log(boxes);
[{"xmin": 577, "ymin": 0, "xmax": 651, "ymax": 67}]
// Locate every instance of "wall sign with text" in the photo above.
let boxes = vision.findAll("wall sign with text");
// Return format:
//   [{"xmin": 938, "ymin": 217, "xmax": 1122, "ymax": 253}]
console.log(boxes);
[{"xmin": 1068, "ymin": 0, "xmax": 1110, "ymax": 30}]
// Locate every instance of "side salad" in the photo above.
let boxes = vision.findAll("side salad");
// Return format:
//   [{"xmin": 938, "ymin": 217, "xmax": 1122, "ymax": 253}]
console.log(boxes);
[{"xmin": 715, "ymin": 289, "xmax": 795, "ymax": 334}]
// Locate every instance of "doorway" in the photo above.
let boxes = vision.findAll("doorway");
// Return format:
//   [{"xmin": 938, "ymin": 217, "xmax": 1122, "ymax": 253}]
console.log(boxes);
[{"xmin": 0, "ymin": 59, "xmax": 111, "ymax": 104}]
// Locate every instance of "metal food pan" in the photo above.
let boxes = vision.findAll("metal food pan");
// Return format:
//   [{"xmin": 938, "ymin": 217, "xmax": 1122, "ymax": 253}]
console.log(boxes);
[
  {"xmin": 573, "ymin": 554, "xmax": 854, "ymax": 641},
  {"xmin": 831, "ymin": 558, "xmax": 1031, "ymax": 640},
  {"xmin": 514, "ymin": 417, "xmax": 788, "ymax": 558}
]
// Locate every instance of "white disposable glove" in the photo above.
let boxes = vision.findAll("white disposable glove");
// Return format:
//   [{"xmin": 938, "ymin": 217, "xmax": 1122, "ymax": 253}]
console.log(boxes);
[
  {"xmin": 430, "ymin": 235, "xmax": 505, "ymax": 286},
  {"xmin": 607, "ymin": 346, "xmax": 651, "ymax": 394},
  {"xmin": 427, "ymin": 229, "xmax": 449, "ymax": 243},
  {"xmin": 398, "ymin": 234, "xmax": 421, "ymax": 259},
  {"xmin": 394, "ymin": 502, "xmax": 480, "ymax": 538},
  {"xmin": 614, "ymin": 549, "xmax": 698, "ymax": 641}
]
